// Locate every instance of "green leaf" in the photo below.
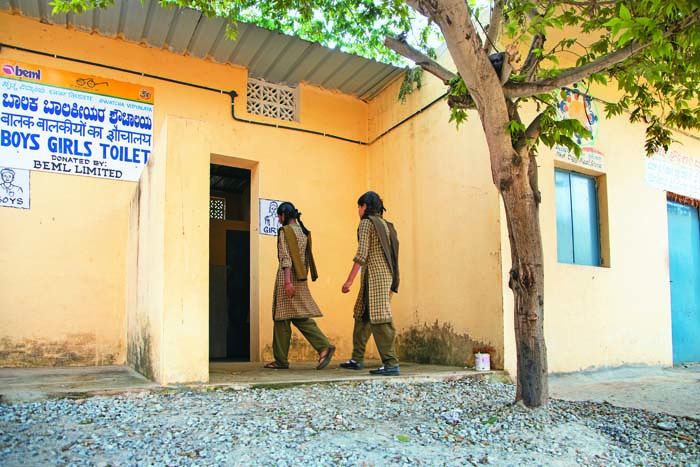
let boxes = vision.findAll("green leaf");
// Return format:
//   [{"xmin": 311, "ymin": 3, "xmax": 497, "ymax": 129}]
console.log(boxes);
[
  {"xmin": 396, "ymin": 434, "xmax": 410, "ymax": 443},
  {"xmin": 619, "ymin": 3, "xmax": 631, "ymax": 20},
  {"xmin": 449, "ymin": 108, "xmax": 469, "ymax": 129},
  {"xmin": 507, "ymin": 120, "xmax": 526, "ymax": 137},
  {"xmin": 617, "ymin": 30, "xmax": 635, "ymax": 47}
]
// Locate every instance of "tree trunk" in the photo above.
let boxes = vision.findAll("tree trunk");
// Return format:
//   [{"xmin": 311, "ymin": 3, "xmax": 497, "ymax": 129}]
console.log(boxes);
[
  {"xmin": 407, "ymin": 0, "xmax": 549, "ymax": 407},
  {"xmin": 499, "ymin": 145, "xmax": 548, "ymax": 407},
  {"xmin": 475, "ymin": 98, "xmax": 548, "ymax": 407}
]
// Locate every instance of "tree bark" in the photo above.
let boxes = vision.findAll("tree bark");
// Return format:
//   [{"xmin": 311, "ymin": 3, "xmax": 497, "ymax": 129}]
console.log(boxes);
[
  {"xmin": 408, "ymin": 0, "xmax": 549, "ymax": 407},
  {"xmin": 384, "ymin": 36, "xmax": 456, "ymax": 83},
  {"xmin": 501, "ymin": 142, "xmax": 548, "ymax": 406}
]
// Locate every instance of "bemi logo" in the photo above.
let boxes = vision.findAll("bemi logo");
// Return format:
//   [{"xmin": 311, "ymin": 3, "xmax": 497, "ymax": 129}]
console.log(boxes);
[{"xmin": 1, "ymin": 64, "xmax": 42, "ymax": 80}]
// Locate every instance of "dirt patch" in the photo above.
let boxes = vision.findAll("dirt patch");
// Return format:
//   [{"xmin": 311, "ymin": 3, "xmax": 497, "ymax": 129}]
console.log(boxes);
[
  {"xmin": 127, "ymin": 323, "xmax": 154, "ymax": 380},
  {"xmin": 0, "ymin": 334, "xmax": 101, "ymax": 367}
]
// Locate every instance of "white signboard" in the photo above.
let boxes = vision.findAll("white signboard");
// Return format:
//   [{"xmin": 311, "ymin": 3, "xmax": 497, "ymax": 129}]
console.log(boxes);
[
  {"xmin": 555, "ymin": 146, "xmax": 606, "ymax": 172},
  {"xmin": 1, "ymin": 60, "xmax": 154, "ymax": 181},
  {"xmin": 259, "ymin": 198, "xmax": 283, "ymax": 236},
  {"xmin": 0, "ymin": 166, "xmax": 29, "ymax": 209},
  {"xmin": 646, "ymin": 149, "xmax": 700, "ymax": 199}
]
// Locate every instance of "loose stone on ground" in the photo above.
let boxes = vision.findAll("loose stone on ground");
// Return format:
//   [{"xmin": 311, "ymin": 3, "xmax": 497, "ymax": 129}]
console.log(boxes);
[{"xmin": 1, "ymin": 378, "xmax": 698, "ymax": 466}]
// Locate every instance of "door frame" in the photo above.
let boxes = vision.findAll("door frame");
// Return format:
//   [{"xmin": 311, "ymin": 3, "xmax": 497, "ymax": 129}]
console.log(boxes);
[
  {"xmin": 667, "ymin": 198, "xmax": 700, "ymax": 364},
  {"xmin": 210, "ymin": 154, "xmax": 260, "ymax": 362}
]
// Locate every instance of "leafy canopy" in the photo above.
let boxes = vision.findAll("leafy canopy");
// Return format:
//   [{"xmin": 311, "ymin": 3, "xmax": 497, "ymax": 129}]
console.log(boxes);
[
  {"xmin": 51, "ymin": 0, "xmax": 430, "ymax": 64},
  {"xmin": 52, "ymin": 0, "xmax": 700, "ymax": 154},
  {"xmin": 501, "ymin": 0, "xmax": 700, "ymax": 154}
]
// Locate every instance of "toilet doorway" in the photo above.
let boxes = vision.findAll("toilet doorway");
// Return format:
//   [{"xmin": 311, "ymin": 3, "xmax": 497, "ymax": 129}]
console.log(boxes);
[{"xmin": 209, "ymin": 163, "xmax": 251, "ymax": 361}]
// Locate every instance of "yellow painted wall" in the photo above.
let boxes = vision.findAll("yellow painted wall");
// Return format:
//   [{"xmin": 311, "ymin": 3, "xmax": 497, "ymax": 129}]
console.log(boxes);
[
  {"xmin": 2, "ymin": 10, "xmax": 697, "ymax": 380},
  {"xmin": 0, "ymin": 12, "xmax": 371, "ymax": 379},
  {"xmin": 0, "ymin": 172, "xmax": 131, "ymax": 366},
  {"xmin": 501, "ymin": 109, "xmax": 700, "ymax": 376},
  {"xmin": 126, "ymin": 122, "xmax": 167, "ymax": 382},
  {"xmin": 126, "ymin": 115, "xmax": 211, "ymax": 384},
  {"xmin": 367, "ymin": 72, "xmax": 505, "ymax": 368},
  {"xmin": 161, "ymin": 117, "xmax": 211, "ymax": 383}
]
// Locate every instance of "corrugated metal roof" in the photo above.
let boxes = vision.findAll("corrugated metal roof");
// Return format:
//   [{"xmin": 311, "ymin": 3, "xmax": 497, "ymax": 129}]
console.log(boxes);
[{"xmin": 0, "ymin": 0, "xmax": 404, "ymax": 101}]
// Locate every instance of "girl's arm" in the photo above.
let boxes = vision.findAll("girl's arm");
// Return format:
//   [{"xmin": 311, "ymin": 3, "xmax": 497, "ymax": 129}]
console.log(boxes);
[
  {"xmin": 278, "ymin": 230, "xmax": 295, "ymax": 298},
  {"xmin": 342, "ymin": 220, "xmax": 371, "ymax": 293},
  {"xmin": 342, "ymin": 262, "xmax": 361, "ymax": 293},
  {"xmin": 284, "ymin": 267, "xmax": 295, "ymax": 298}
]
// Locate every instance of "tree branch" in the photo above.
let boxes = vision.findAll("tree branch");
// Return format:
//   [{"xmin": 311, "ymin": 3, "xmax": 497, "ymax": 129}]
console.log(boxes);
[
  {"xmin": 384, "ymin": 35, "xmax": 457, "ymax": 83},
  {"xmin": 504, "ymin": 39, "xmax": 649, "ymax": 97},
  {"xmin": 384, "ymin": 34, "xmax": 474, "ymax": 110},
  {"xmin": 528, "ymin": 146, "xmax": 542, "ymax": 205},
  {"xmin": 483, "ymin": 0, "xmax": 504, "ymax": 54},
  {"xmin": 404, "ymin": 0, "xmax": 430, "ymax": 18},
  {"xmin": 520, "ymin": 34, "xmax": 546, "ymax": 82},
  {"xmin": 510, "ymin": 102, "xmax": 542, "ymax": 154},
  {"xmin": 525, "ymin": 113, "xmax": 544, "ymax": 142},
  {"xmin": 504, "ymin": 8, "xmax": 700, "ymax": 98}
]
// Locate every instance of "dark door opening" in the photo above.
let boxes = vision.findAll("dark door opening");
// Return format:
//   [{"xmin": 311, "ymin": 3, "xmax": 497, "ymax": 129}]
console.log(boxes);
[
  {"xmin": 225, "ymin": 230, "xmax": 250, "ymax": 359},
  {"xmin": 209, "ymin": 164, "xmax": 251, "ymax": 361}
]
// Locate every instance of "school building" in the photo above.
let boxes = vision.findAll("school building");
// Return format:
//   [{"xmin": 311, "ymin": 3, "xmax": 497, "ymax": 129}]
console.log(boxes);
[{"xmin": 1, "ymin": 0, "xmax": 698, "ymax": 385}]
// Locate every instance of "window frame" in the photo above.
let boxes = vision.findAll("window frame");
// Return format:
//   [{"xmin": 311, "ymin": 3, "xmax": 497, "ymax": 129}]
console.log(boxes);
[
  {"xmin": 210, "ymin": 196, "xmax": 226, "ymax": 220},
  {"xmin": 554, "ymin": 167, "xmax": 603, "ymax": 267}
]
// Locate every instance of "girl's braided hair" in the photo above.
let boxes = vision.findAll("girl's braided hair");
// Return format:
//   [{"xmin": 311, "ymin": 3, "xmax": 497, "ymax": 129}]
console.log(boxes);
[{"xmin": 277, "ymin": 201, "xmax": 310, "ymax": 235}]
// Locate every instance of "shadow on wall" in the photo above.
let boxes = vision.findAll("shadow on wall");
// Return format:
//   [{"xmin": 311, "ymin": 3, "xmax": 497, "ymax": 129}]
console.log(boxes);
[
  {"xmin": 0, "ymin": 334, "xmax": 115, "ymax": 367},
  {"xmin": 397, "ymin": 320, "xmax": 501, "ymax": 369},
  {"xmin": 127, "ymin": 323, "xmax": 154, "ymax": 380}
]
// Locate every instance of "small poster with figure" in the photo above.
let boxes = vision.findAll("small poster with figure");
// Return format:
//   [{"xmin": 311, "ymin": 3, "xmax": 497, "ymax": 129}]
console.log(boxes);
[
  {"xmin": 0, "ymin": 167, "xmax": 29, "ymax": 209},
  {"xmin": 555, "ymin": 87, "xmax": 606, "ymax": 171},
  {"xmin": 259, "ymin": 198, "xmax": 283, "ymax": 236}
]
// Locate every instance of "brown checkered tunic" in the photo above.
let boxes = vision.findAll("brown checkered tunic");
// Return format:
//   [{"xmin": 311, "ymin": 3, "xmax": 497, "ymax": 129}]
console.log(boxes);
[
  {"xmin": 272, "ymin": 224, "xmax": 323, "ymax": 321},
  {"xmin": 352, "ymin": 218, "xmax": 394, "ymax": 324}
]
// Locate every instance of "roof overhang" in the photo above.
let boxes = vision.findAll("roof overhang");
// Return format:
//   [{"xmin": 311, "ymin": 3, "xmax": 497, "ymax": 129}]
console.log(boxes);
[{"xmin": 1, "ymin": 0, "xmax": 404, "ymax": 101}]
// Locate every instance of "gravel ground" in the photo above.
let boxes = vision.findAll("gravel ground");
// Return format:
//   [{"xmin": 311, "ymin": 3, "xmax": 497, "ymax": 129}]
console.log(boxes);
[{"xmin": 1, "ymin": 377, "xmax": 698, "ymax": 467}]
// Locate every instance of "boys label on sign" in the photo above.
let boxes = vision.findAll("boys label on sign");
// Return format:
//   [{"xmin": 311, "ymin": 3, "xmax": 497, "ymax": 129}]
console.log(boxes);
[
  {"xmin": 0, "ymin": 166, "xmax": 29, "ymax": 209},
  {"xmin": 0, "ymin": 60, "xmax": 154, "ymax": 182},
  {"xmin": 259, "ymin": 198, "xmax": 283, "ymax": 236}
]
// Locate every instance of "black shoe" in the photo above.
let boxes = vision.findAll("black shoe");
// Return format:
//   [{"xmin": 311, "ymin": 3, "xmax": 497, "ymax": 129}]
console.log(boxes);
[
  {"xmin": 339, "ymin": 359, "xmax": 364, "ymax": 370},
  {"xmin": 369, "ymin": 365, "xmax": 400, "ymax": 376}
]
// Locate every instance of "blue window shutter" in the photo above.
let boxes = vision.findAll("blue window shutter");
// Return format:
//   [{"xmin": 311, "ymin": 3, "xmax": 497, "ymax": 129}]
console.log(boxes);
[
  {"xmin": 555, "ymin": 168, "xmax": 601, "ymax": 266},
  {"xmin": 570, "ymin": 173, "xmax": 600, "ymax": 266},
  {"xmin": 555, "ymin": 169, "xmax": 575, "ymax": 263}
]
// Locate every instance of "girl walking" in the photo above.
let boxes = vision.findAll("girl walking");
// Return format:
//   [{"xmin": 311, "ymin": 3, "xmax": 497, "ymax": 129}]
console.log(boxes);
[
  {"xmin": 340, "ymin": 191, "xmax": 400, "ymax": 375},
  {"xmin": 265, "ymin": 202, "xmax": 335, "ymax": 370}
]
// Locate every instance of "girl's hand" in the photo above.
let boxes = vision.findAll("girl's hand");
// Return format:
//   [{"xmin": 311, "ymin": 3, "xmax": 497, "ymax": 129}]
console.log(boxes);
[
  {"xmin": 342, "ymin": 281, "xmax": 352, "ymax": 293},
  {"xmin": 284, "ymin": 282, "xmax": 296, "ymax": 298}
]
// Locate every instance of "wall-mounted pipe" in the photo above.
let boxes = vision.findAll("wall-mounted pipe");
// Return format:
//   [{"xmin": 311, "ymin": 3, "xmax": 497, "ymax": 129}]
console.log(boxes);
[{"xmin": 1, "ymin": 43, "xmax": 448, "ymax": 146}]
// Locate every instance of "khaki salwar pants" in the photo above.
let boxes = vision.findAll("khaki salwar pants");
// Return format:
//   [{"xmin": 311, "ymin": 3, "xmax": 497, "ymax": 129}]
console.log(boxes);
[
  {"xmin": 272, "ymin": 318, "xmax": 330, "ymax": 367},
  {"xmin": 351, "ymin": 319, "xmax": 399, "ymax": 368}
]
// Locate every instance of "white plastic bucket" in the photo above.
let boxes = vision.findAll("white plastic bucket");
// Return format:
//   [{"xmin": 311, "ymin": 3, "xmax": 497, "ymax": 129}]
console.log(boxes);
[{"xmin": 475, "ymin": 353, "xmax": 491, "ymax": 371}]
